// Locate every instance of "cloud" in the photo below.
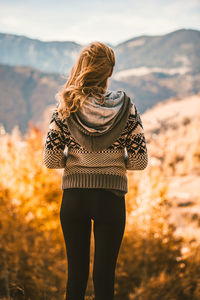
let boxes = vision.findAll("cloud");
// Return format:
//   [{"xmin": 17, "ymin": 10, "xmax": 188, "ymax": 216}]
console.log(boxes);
[
  {"xmin": 0, "ymin": 0, "xmax": 199, "ymax": 45},
  {"xmin": 1, "ymin": 16, "xmax": 23, "ymax": 29}
]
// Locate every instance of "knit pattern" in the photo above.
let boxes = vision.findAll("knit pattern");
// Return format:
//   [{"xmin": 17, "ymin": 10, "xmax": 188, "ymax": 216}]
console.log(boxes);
[{"xmin": 43, "ymin": 103, "xmax": 148, "ymax": 194}]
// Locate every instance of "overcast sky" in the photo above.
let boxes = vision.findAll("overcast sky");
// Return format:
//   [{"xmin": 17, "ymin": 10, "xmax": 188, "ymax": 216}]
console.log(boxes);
[{"xmin": 0, "ymin": 0, "xmax": 200, "ymax": 45}]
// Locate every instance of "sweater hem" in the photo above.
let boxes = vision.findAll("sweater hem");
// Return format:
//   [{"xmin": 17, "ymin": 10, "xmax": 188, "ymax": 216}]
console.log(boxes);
[{"xmin": 62, "ymin": 173, "xmax": 128, "ymax": 193}]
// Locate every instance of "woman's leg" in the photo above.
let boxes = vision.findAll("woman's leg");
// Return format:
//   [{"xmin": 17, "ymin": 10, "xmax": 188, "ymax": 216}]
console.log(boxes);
[
  {"xmin": 92, "ymin": 190, "xmax": 126, "ymax": 300},
  {"xmin": 60, "ymin": 188, "xmax": 92, "ymax": 300}
]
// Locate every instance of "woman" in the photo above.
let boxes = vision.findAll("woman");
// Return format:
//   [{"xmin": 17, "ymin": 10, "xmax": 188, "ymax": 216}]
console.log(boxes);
[{"xmin": 43, "ymin": 41, "xmax": 148, "ymax": 300}]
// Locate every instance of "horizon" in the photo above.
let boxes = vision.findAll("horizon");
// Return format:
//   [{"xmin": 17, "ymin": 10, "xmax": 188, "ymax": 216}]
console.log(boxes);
[
  {"xmin": 0, "ymin": 27, "xmax": 199, "ymax": 47},
  {"xmin": 0, "ymin": 0, "xmax": 200, "ymax": 45}
]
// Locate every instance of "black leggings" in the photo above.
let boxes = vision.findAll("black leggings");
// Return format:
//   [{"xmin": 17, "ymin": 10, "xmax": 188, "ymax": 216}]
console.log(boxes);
[{"xmin": 60, "ymin": 188, "xmax": 126, "ymax": 300}]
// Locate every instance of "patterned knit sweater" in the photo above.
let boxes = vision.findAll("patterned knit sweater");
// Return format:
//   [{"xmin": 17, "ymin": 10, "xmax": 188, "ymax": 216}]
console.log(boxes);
[{"xmin": 43, "ymin": 90, "xmax": 148, "ymax": 197}]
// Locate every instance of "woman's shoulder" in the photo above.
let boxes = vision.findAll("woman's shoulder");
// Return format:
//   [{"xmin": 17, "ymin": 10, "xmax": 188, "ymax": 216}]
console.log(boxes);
[
  {"xmin": 47, "ymin": 105, "xmax": 71, "ymax": 135},
  {"xmin": 129, "ymin": 102, "xmax": 138, "ymax": 116}
]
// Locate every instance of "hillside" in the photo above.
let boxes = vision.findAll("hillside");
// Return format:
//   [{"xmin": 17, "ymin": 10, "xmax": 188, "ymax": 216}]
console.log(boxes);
[
  {"xmin": 0, "ymin": 29, "xmax": 200, "ymax": 75},
  {"xmin": 1, "ymin": 62, "xmax": 200, "ymax": 134},
  {"xmin": 141, "ymin": 93, "xmax": 200, "ymax": 240},
  {"xmin": 114, "ymin": 28, "xmax": 200, "ymax": 73},
  {"xmin": 0, "ymin": 64, "xmax": 66, "ymax": 134},
  {"xmin": 0, "ymin": 32, "xmax": 81, "ymax": 74},
  {"xmin": 0, "ymin": 64, "xmax": 136, "ymax": 134},
  {"xmin": 113, "ymin": 71, "xmax": 200, "ymax": 112},
  {"xmin": 0, "ymin": 28, "xmax": 200, "ymax": 134}
]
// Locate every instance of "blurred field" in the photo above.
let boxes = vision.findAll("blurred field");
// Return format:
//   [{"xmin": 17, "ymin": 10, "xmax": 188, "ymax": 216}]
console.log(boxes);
[{"xmin": 0, "ymin": 94, "xmax": 200, "ymax": 299}]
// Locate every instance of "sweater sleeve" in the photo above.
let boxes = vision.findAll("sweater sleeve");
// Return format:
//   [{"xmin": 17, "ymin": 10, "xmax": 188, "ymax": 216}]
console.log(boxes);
[
  {"xmin": 124, "ymin": 104, "xmax": 148, "ymax": 170},
  {"xmin": 43, "ymin": 108, "xmax": 68, "ymax": 169}
]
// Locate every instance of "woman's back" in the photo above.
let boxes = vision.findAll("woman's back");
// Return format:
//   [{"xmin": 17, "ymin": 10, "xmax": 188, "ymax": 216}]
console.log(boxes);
[{"xmin": 43, "ymin": 89, "xmax": 148, "ymax": 197}]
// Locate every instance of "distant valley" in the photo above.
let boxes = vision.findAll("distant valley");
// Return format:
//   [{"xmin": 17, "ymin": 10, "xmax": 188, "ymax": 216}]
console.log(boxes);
[{"xmin": 0, "ymin": 28, "xmax": 200, "ymax": 134}]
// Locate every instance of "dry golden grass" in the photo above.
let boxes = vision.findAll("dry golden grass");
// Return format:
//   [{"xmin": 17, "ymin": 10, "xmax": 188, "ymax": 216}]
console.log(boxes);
[{"xmin": 0, "ymin": 94, "xmax": 200, "ymax": 299}]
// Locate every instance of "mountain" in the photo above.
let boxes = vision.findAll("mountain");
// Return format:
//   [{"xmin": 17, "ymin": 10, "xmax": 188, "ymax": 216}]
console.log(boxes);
[
  {"xmin": 0, "ymin": 28, "xmax": 200, "ymax": 134},
  {"xmin": 114, "ymin": 70, "xmax": 200, "ymax": 112},
  {"xmin": 0, "ymin": 61, "xmax": 200, "ymax": 134},
  {"xmin": 0, "ymin": 29, "xmax": 199, "ymax": 75},
  {"xmin": 0, "ymin": 63, "xmax": 140, "ymax": 134},
  {"xmin": 0, "ymin": 64, "xmax": 65, "ymax": 134},
  {"xmin": 0, "ymin": 32, "xmax": 81, "ymax": 74},
  {"xmin": 114, "ymin": 28, "xmax": 200, "ymax": 74}
]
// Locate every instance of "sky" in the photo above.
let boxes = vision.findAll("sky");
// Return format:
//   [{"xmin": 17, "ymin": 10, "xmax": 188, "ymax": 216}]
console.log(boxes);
[{"xmin": 0, "ymin": 0, "xmax": 200, "ymax": 46}]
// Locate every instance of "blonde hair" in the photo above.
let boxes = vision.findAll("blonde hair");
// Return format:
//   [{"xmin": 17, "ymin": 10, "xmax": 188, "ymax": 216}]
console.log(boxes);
[{"xmin": 55, "ymin": 41, "xmax": 115, "ymax": 120}]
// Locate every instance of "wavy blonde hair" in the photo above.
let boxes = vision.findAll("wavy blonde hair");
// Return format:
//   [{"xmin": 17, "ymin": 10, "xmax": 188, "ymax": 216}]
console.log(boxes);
[{"xmin": 55, "ymin": 41, "xmax": 115, "ymax": 120}]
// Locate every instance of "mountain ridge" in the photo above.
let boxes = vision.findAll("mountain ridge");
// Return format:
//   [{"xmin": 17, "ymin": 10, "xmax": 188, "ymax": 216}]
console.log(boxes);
[
  {"xmin": 0, "ymin": 28, "xmax": 199, "ymax": 73},
  {"xmin": 0, "ymin": 28, "xmax": 200, "ymax": 134}
]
